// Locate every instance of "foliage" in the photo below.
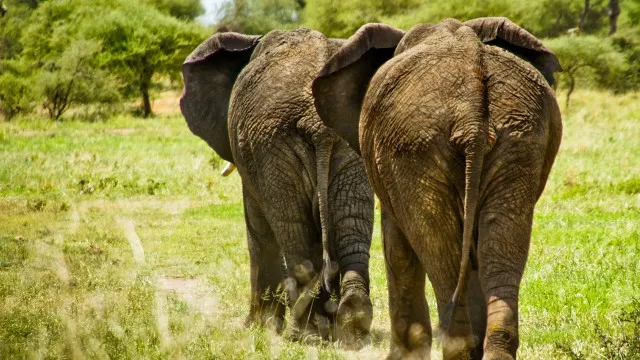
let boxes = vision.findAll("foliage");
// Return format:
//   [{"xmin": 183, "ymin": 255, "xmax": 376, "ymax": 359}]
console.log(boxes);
[
  {"xmin": 80, "ymin": 0, "xmax": 206, "ymax": 117},
  {"xmin": 611, "ymin": 29, "xmax": 640, "ymax": 91},
  {"xmin": 383, "ymin": 0, "xmax": 610, "ymax": 37},
  {"xmin": 0, "ymin": 59, "xmax": 38, "ymax": 119},
  {"xmin": 0, "ymin": 0, "xmax": 33, "ymax": 60},
  {"xmin": 145, "ymin": 0, "xmax": 205, "ymax": 20},
  {"xmin": 545, "ymin": 35, "xmax": 628, "ymax": 107},
  {"xmin": 37, "ymin": 40, "xmax": 120, "ymax": 120},
  {"xmin": 303, "ymin": 0, "xmax": 419, "ymax": 38},
  {"xmin": 217, "ymin": 0, "xmax": 303, "ymax": 34},
  {"xmin": 0, "ymin": 0, "xmax": 207, "ymax": 120}
]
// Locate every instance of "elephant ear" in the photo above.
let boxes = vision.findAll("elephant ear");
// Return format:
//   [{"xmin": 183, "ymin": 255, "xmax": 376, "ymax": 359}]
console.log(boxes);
[
  {"xmin": 464, "ymin": 17, "xmax": 562, "ymax": 86},
  {"xmin": 180, "ymin": 33, "xmax": 261, "ymax": 162},
  {"xmin": 312, "ymin": 24, "xmax": 405, "ymax": 155}
]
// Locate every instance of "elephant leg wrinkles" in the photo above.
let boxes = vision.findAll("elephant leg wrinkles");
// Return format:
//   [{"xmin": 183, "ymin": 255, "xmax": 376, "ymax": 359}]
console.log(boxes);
[
  {"xmin": 328, "ymin": 142, "xmax": 375, "ymax": 348},
  {"xmin": 243, "ymin": 186, "xmax": 286, "ymax": 333},
  {"xmin": 382, "ymin": 210, "xmax": 432, "ymax": 360}
]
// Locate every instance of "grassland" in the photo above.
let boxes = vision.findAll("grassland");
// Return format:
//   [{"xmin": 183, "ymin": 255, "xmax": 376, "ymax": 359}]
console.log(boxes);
[{"xmin": 0, "ymin": 90, "xmax": 638, "ymax": 359}]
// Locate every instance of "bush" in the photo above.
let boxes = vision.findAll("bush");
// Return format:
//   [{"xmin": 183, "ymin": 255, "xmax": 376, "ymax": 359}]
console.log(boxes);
[
  {"xmin": 0, "ymin": 59, "xmax": 38, "ymax": 120},
  {"xmin": 217, "ymin": 0, "xmax": 303, "ymax": 34},
  {"xmin": 37, "ymin": 40, "xmax": 120, "ymax": 120},
  {"xmin": 611, "ymin": 29, "xmax": 640, "ymax": 92},
  {"xmin": 545, "ymin": 35, "xmax": 628, "ymax": 107},
  {"xmin": 303, "ymin": 0, "xmax": 419, "ymax": 38}
]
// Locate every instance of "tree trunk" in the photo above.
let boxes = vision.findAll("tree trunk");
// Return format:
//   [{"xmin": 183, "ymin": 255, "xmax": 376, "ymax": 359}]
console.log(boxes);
[
  {"xmin": 139, "ymin": 59, "xmax": 154, "ymax": 118},
  {"xmin": 141, "ymin": 83, "xmax": 152, "ymax": 118},
  {"xmin": 579, "ymin": 0, "xmax": 591, "ymax": 30},
  {"xmin": 609, "ymin": 0, "xmax": 620, "ymax": 35},
  {"xmin": 566, "ymin": 73, "xmax": 576, "ymax": 109}
]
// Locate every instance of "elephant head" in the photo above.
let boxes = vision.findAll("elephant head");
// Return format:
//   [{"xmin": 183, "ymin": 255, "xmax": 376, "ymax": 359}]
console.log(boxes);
[{"xmin": 180, "ymin": 32, "xmax": 261, "ymax": 163}]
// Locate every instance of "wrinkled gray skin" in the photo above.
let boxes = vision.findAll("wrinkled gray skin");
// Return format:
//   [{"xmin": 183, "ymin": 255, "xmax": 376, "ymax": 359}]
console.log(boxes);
[
  {"xmin": 313, "ymin": 18, "xmax": 562, "ymax": 359},
  {"xmin": 180, "ymin": 28, "xmax": 374, "ymax": 347}
]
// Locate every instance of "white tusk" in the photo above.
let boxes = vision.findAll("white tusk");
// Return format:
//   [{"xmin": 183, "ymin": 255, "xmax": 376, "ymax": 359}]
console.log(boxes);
[{"xmin": 221, "ymin": 162, "xmax": 236, "ymax": 176}]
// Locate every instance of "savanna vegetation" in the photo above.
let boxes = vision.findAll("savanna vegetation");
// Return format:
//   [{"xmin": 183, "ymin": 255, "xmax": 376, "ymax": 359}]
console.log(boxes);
[{"xmin": 1, "ymin": 0, "xmax": 639, "ymax": 359}]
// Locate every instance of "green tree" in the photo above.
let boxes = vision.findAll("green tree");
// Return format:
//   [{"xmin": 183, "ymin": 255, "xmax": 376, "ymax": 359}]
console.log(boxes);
[
  {"xmin": 146, "ymin": 0, "xmax": 205, "ymax": 21},
  {"xmin": 82, "ymin": 1, "xmax": 206, "ymax": 117},
  {"xmin": 38, "ymin": 40, "xmax": 120, "ymax": 120},
  {"xmin": 303, "ymin": 0, "xmax": 419, "ymax": 38},
  {"xmin": 0, "ymin": 59, "xmax": 38, "ymax": 119},
  {"xmin": 545, "ymin": 35, "xmax": 628, "ymax": 107},
  {"xmin": 217, "ymin": 0, "xmax": 303, "ymax": 34},
  {"xmin": 19, "ymin": 0, "xmax": 206, "ymax": 118},
  {"xmin": 0, "ymin": 0, "xmax": 34, "ymax": 60}
]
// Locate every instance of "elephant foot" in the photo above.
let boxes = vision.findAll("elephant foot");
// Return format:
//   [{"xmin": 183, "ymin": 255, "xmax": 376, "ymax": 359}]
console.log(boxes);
[
  {"xmin": 337, "ymin": 271, "xmax": 373, "ymax": 350},
  {"xmin": 438, "ymin": 333, "xmax": 476, "ymax": 360},
  {"xmin": 284, "ymin": 270, "xmax": 337, "ymax": 343},
  {"xmin": 482, "ymin": 349, "xmax": 514, "ymax": 360},
  {"xmin": 245, "ymin": 288, "xmax": 286, "ymax": 334},
  {"xmin": 385, "ymin": 346, "xmax": 431, "ymax": 360},
  {"xmin": 245, "ymin": 305, "xmax": 285, "ymax": 334}
]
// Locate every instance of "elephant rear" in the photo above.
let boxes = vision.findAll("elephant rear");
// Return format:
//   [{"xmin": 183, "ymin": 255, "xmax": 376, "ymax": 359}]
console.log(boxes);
[{"xmin": 313, "ymin": 18, "xmax": 562, "ymax": 359}]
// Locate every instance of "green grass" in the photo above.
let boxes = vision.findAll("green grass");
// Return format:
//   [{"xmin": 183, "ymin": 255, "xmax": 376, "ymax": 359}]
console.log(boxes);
[{"xmin": 0, "ymin": 89, "xmax": 638, "ymax": 359}]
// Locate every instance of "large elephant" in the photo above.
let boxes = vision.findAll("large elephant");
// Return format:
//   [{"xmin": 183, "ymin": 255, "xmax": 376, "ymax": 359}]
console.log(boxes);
[
  {"xmin": 313, "ymin": 18, "xmax": 562, "ymax": 359},
  {"xmin": 180, "ymin": 28, "xmax": 374, "ymax": 347}
]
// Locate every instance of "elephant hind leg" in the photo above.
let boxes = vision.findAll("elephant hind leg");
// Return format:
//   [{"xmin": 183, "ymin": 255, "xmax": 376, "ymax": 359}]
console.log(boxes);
[
  {"xmin": 243, "ymin": 187, "xmax": 286, "ymax": 333},
  {"xmin": 476, "ymin": 205, "xmax": 533, "ymax": 360},
  {"xmin": 477, "ymin": 138, "xmax": 544, "ymax": 359},
  {"xmin": 382, "ymin": 210, "xmax": 432, "ymax": 360},
  {"xmin": 403, "ymin": 191, "xmax": 475, "ymax": 359}
]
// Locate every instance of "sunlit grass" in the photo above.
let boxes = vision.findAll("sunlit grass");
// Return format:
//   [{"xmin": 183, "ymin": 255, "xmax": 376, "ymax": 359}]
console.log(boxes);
[{"xmin": 0, "ymin": 89, "xmax": 638, "ymax": 359}]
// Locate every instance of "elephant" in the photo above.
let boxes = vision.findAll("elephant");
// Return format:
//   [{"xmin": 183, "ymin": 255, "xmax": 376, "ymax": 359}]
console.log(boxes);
[
  {"xmin": 312, "ymin": 18, "xmax": 562, "ymax": 359},
  {"xmin": 180, "ymin": 28, "xmax": 375, "ymax": 347}
]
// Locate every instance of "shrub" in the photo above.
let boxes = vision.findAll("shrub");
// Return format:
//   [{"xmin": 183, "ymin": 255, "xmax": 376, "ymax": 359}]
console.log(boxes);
[
  {"xmin": 545, "ymin": 35, "xmax": 628, "ymax": 107},
  {"xmin": 37, "ymin": 40, "xmax": 120, "ymax": 120},
  {"xmin": 0, "ymin": 59, "xmax": 39, "ymax": 120}
]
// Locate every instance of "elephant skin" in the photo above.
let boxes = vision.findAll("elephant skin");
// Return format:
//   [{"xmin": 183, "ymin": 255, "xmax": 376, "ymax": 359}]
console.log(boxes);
[
  {"xmin": 313, "ymin": 18, "xmax": 562, "ymax": 359},
  {"xmin": 180, "ymin": 28, "xmax": 374, "ymax": 348}
]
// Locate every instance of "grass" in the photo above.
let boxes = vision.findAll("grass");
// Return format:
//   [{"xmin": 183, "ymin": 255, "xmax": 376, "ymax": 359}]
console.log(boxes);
[{"xmin": 0, "ymin": 89, "xmax": 638, "ymax": 359}]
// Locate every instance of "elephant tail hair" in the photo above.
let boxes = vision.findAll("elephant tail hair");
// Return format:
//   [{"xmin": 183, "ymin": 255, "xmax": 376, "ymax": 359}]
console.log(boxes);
[
  {"xmin": 441, "ymin": 123, "xmax": 486, "ymax": 335},
  {"xmin": 317, "ymin": 138, "xmax": 337, "ymax": 292}
]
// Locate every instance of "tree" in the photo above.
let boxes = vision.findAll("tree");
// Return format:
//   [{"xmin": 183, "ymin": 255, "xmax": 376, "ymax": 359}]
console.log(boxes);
[
  {"xmin": 82, "ymin": 2, "xmax": 206, "ymax": 117},
  {"xmin": 38, "ymin": 40, "xmax": 120, "ymax": 120},
  {"xmin": 145, "ymin": 0, "xmax": 205, "ymax": 21},
  {"xmin": 0, "ymin": 1, "xmax": 34, "ymax": 60},
  {"xmin": 304, "ymin": 0, "xmax": 419, "ymax": 38},
  {"xmin": 0, "ymin": 59, "xmax": 38, "ymax": 119},
  {"xmin": 609, "ymin": 0, "xmax": 621, "ymax": 34},
  {"xmin": 545, "ymin": 35, "xmax": 628, "ymax": 107},
  {"xmin": 217, "ymin": 0, "xmax": 303, "ymax": 34}
]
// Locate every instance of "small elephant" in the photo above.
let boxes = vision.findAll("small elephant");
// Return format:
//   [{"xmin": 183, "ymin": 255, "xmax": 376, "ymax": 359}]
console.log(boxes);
[
  {"xmin": 180, "ymin": 28, "xmax": 374, "ymax": 347},
  {"xmin": 313, "ymin": 18, "xmax": 562, "ymax": 359}
]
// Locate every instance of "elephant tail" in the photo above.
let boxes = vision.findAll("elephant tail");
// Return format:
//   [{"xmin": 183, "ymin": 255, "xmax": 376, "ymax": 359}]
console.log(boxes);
[
  {"xmin": 441, "ymin": 119, "xmax": 487, "ymax": 335},
  {"xmin": 441, "ymin": 133, "xmax": 485, "ymax": 334},
  {"xmin": 317, "ymin": 138, "xmax": 337, "ymax": 292}
]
